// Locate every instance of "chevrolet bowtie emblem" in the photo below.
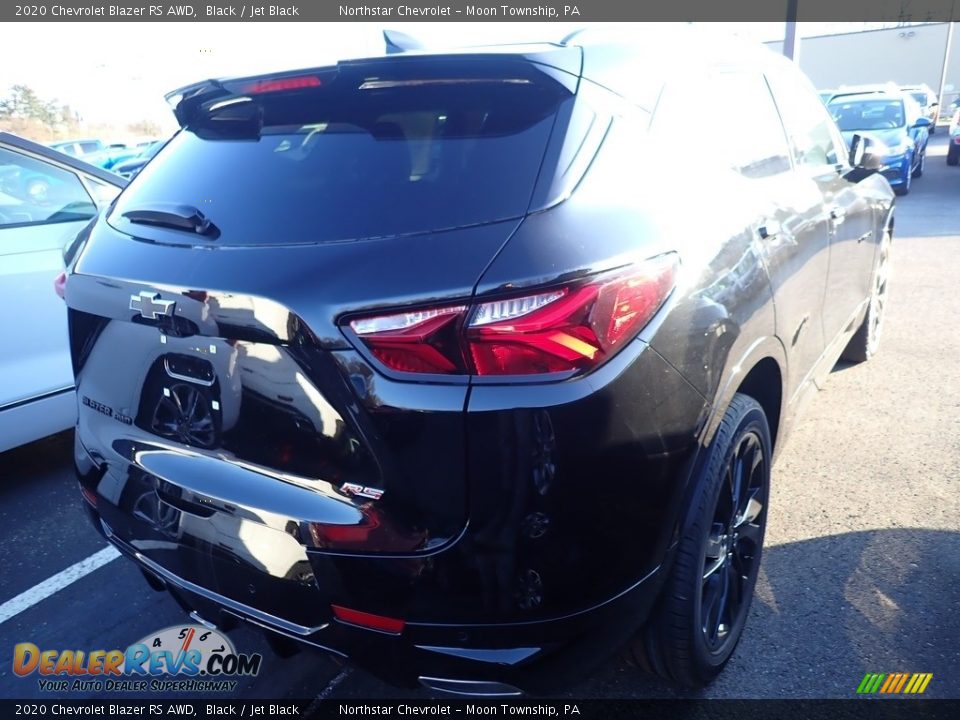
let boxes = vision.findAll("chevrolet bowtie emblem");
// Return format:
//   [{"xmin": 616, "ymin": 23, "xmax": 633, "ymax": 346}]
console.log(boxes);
[{"xmin": 130, "ymin": 291, "xmax": 176, "ymax": 320}]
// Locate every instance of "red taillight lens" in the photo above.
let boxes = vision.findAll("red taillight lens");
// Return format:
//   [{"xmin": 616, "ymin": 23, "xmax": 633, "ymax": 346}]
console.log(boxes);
[
  {"xmin": 331, "ymin": 605, "xmax": 405, "ymax": 634},
  {"xmin": 467, "ymin": 254, "xmax": 677, "ymax": 376},
  {"xmin": 54, "ymin": 271, "xmax": 67, "ymax": 300},
  {"xmin": 348, "ymin": 306, "xmax": 467, "ymax": 374},
  {"xmin": 347, "ymin": 254, "xmax": 678, "ymax": 379}
]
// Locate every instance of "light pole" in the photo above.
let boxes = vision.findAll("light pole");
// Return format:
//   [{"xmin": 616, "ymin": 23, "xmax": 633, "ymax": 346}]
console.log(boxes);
[
  {"xmin": 783, "ymin": 0, "xmax": 800, "ymax": 62},
  {"xmin": 937, "ymin": 15, "xmax": 955, "ymax": 120}
]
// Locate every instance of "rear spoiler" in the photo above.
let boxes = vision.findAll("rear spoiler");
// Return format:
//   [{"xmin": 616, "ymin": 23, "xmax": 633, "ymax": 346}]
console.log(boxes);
[
  {"xmin": 164, "ymin": 79, "xmax": 231, "ymax": 129},
  {"xmin": 165, "ymin": 47, "xmax": 582, "ymax": 129},
  {"xmin": 164, "ymin": 68, "xmax": 339, "ymax": 129}
]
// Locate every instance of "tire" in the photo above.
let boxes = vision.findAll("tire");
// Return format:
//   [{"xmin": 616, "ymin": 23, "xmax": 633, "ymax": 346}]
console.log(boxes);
[
  {"xmin": 948, "ymin": 143, "xmax": 960, "ymax": 166},
  {"xmin": 912, "ymin": 149, "xmax": 925, "ymax": 178},
  {"xmin": 626, "ymin": 394, "xmax": 771, "ymax": 688},
  {"xmin": 841, "ymin": 222, "xmax": 892, "ymax": 363}
]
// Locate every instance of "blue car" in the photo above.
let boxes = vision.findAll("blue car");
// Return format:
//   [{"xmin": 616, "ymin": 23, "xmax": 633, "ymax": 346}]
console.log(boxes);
[
  {"xmin": 828, "ymin": 91, "xmax": 931, "ymax": 196},
  {"xmin": 110, "ymin": 140, "xmax": 164, "ymax": 178}
]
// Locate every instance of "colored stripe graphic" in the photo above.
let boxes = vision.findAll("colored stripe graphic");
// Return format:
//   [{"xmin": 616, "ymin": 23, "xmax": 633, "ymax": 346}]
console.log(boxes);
[
  {"xmin": 894, "ymin": 673, "xmax": 910, "ymax": 693},
  {"xmin": 857, "ymin": 672, "xmax": 932, "ymax": 694},
  {"xmin": 857, "ymin": 673, "xmax": 885, "ymax": 694},
  {"xmin": 880, "ymin": 674, "xmax": 897, "ymax": 693}
]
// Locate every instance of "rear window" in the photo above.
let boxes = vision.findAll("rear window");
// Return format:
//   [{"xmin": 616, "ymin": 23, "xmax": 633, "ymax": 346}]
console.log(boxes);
[
  {"xmin": 110, "ymin": 59, "xmax": 573, "ymax": 246},
  {"xmin": 910, "ymin": 92, "xmax": 928, "ymax": 106}
]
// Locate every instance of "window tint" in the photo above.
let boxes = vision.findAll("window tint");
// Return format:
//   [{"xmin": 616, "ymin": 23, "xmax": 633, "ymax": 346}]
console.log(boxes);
[
  {"xmin": 766, "ymin": 67, "xmax": 844, "ymax": 169},
  {"xmin": 79, "ymin": 142, "xmax": 100, "ymax": 154},
  {"xmin": 110, "ymin": 60, "xmax": 572, "ymax": 246},
  {"xmin": 0, "ymin": 148, "xmax": 96, "ymax": 229},
  {"xmin": 652, "ymin": 70, "xmax": 791, "ymax": 179}
]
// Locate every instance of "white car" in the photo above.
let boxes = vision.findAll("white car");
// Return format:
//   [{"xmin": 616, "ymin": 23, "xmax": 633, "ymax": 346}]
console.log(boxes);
[
  {"xmin": 948, "ymin": 109, "xmax": 960, "ymax": 166},
  {"xmin": 900, "ymin": 83, "xmax": 940, "ymax": 134},
  {"xmin": 0, "ymin": 132, "xmax": 125, "ymax": 453}
]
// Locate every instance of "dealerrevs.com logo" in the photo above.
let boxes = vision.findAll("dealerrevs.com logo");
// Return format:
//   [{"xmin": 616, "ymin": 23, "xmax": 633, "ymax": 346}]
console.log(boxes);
[{"xmin": 13, "ymin": 625, "xmax": 262, "ymax": 693}]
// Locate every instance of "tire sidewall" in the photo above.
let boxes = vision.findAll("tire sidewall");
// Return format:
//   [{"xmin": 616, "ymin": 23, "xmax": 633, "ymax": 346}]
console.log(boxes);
[{"xmin": 685, "ymin": 396, "xmax": 772, "ymax": 675}]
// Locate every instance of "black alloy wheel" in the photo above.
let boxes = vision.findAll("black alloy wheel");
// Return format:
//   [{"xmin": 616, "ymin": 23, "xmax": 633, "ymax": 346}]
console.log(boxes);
[
  {"xmin": 628, "ymin": 393, "xmax": 771, "ymax": 688},
  {"xmin": 700, "ymin": 430, "xmax": 767, "ymax": 653}
]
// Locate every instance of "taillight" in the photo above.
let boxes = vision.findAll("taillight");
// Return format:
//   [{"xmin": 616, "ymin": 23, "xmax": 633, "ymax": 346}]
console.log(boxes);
[
  {"xmin": 348, "ymin": 306, "xmax": 467, "ymax": 375},
  {"xmin": 347, "ymin": 254, "xmax": 678, "ymax": 379}
]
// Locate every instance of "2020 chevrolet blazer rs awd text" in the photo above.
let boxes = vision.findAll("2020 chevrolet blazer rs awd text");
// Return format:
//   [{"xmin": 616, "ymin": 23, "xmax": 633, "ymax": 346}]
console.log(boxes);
[{"xmin": 65, "ymin": 29, "xmax": 895, "ymax": 695}]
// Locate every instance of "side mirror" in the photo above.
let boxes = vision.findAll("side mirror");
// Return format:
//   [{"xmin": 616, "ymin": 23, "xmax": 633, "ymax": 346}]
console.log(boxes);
[
  {"xmin": 849, "ymin": 134, "xmax": 882, "ymax": 170},
  {"xmin": 913, "ymin": 117, "xmax": 932, "ymax": 128}
]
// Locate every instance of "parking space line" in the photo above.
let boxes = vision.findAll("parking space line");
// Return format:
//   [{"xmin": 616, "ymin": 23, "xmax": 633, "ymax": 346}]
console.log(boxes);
[
  {"xmin": 303, "ymin": 668, "xmax": 353, "ymax": 718},
  {"xmin": 0, "ymin": 546, "xmax": 120, "ymax": 625}
]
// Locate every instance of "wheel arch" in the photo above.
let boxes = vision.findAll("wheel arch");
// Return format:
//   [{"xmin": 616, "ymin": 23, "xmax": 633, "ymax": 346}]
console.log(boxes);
[{"xmin": 702, "ymin": 336, "xmax": 788, "ymax": 457}]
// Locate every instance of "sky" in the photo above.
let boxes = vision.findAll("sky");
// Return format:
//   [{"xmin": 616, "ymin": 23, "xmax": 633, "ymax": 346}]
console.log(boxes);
[{"xmin": 0, "ymin": 22, "xmax": 920, "ymax": 134}]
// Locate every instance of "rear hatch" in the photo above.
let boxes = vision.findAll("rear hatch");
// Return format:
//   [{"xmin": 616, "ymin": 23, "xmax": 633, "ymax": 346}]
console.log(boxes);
[{"xmin": 67, "ymin": 52, "xmax": 577, "ymax": 624}]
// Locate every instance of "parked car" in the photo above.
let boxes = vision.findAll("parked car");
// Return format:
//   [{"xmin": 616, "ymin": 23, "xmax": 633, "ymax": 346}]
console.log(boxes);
[
  {"xmin": 900, "ymin": 83, "xmax": 939, "ymax": 133},
  {"xmin": 111, "ymin": 140, "xmax": 164, "ymax": 179},
  {"xmin": 66, "ymin": 28, "xmax": 894, "ymax": 694},
  {"xmin": 48, "ymin": 138, "xmax": 105, "ymax": 158},
  {"xmin": 0, "ymin": 132, "xmax": 125, "ymax": 454},
  {"xmin": 827, "ymin": 90, "xmax": 931, "ymax": 195},
  {"xmin": 948, "ymin": 108, "xmax": 960, "ymax": 166},
  {"xmin": 82, "ymin": 144, "xmax": 143, "ymax": 171}
]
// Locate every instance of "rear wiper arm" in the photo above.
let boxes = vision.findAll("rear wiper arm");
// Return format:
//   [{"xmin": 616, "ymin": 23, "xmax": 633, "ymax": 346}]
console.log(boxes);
[{"xmin": 122, "ymin": 203, "xmax": 220, "ymax": 238}]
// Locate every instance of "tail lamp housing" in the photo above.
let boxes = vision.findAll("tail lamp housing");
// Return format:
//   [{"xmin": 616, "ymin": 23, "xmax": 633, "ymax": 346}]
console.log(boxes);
[{"xmin": 345, "ymin": 253, "xmax": 678, "ymax": 380}]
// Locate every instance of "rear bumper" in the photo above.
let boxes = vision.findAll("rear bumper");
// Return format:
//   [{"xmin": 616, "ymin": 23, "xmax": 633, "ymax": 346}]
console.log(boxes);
[
  {"xmin": 73, "ymin": 335, "xmax": 704, "ymax": 693},
  {"xmin": 81, "ymin": 491, "xmax": 664, "ymax": 694}
]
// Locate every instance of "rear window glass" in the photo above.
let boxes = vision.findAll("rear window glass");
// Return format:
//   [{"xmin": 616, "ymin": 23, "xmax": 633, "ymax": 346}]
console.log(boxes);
[{"xmin": 109, "ymin": 59, "xmax": 572, "ymax": 246}]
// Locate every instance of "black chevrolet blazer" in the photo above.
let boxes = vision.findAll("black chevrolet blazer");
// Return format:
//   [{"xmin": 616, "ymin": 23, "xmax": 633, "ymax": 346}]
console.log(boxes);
[{"xmin": 65, "ymin": 26, "xmax": 894, "ymax": 695}]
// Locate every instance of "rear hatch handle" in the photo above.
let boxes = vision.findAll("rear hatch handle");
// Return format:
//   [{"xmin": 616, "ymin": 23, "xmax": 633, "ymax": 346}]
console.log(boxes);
[{"xmin": 122, "ymin": 203, "xmax": 220, "ymax": 238}]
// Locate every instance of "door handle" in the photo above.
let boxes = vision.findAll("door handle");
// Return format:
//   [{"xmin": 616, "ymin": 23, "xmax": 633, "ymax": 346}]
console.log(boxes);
[
  {"xmin": 758, "ymin": 219, "xmax": 781, "ymax": 240},
  {"xmin": 829, "ymin": 205, "xmax": 846, "ymax": 223}
]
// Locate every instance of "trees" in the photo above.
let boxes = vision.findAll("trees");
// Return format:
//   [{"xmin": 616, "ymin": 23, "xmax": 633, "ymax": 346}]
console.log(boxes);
[{"xmin": 0, "ymin": 85, "xmax": 62, "ymax": 126}]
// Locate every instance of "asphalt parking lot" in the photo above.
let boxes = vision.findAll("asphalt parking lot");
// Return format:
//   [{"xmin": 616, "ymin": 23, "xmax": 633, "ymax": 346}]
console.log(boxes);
[{"xmin": 1, "ymin": 132, "xmax": 958, "ymax": 703}]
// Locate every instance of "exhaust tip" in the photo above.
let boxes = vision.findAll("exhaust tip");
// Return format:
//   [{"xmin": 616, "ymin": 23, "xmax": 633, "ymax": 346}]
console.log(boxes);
[{"xmin": 418, "ymin": 677, "xmax": 523, "ymax": 697}]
